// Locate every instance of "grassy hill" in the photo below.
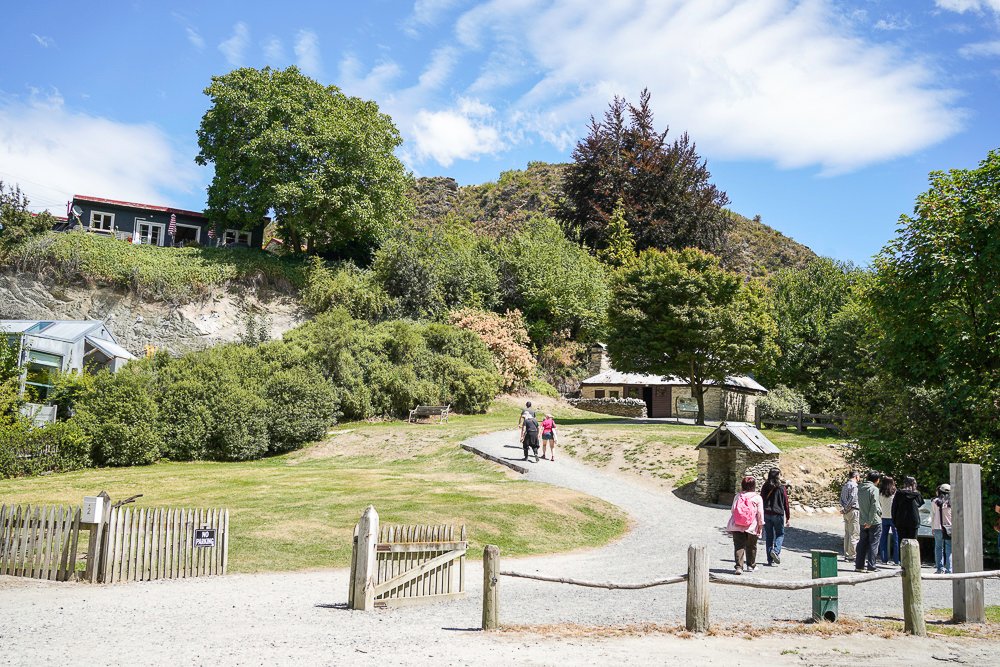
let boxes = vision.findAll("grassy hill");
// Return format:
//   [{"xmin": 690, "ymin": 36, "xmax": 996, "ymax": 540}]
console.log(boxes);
[{"xmin": 410, "ymin": 161, "xmax": 816, "ymax": 276}]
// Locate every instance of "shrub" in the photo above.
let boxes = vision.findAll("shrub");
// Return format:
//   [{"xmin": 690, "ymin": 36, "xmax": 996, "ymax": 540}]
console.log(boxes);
[
  {"xmin": 302, "ymin": 256, "xmax": 395, "ymax": 321},
  {"xmin": 448, "ymin": 308, "xmax": 536, "ymax": 392},
  {"xmin": 264, "ymin": 366, "xmax": 340, "ymax": 452},
  {"xmin": 756, "ymin": 384, "xmax": 810, "ymax": 417},
  {"xmin": 74, "ymin": 367, "xmax": 163, "ymax": 467}
]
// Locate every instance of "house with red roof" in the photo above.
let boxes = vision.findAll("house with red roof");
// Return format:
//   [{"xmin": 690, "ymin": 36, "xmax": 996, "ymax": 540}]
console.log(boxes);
[{"xmin": 65, "ymin": 195, "xmax": 267, "ymax": 249}]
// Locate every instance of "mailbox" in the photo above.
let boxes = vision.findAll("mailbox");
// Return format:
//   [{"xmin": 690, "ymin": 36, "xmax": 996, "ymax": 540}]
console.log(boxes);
[{"xmin": 82, "ymin": 496, "xmax": 105, "ymax": 524}]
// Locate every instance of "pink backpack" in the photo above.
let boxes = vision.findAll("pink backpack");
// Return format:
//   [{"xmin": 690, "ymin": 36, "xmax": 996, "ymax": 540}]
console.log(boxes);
[{"xmin": 732, "ymin": 493, "xmax": 756, "ymax": 527}]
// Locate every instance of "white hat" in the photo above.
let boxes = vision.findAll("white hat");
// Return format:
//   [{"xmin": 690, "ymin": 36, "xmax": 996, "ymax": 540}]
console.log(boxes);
[{"xmin": 938, "ymin": 483, "xmax": 951, "ymax": 494}]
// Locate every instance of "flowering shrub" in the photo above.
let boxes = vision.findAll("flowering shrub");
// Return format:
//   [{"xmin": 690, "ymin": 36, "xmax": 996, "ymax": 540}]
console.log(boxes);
[{"xmin": 448, "ymin": 308, "xmax": 536, "ymax": 392}]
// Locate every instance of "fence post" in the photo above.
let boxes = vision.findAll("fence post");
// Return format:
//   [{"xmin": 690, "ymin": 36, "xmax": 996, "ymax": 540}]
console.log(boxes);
[
  {"xmin": 482, "ymin": 545, "xmax": 500, "ymax": 631},
  {"xmin": 351, "ymin": 506, "xmax": 379, "ymax": 611},
  {"xmin": 754, "ymin": 404, "xmax": 761, "ymax": 429},
  {"xmin": 83, "ymin": 491, "xmax": 111, "ymax": 583},
  {"xmin": 900, "ymin": 539, "xmax": 926, "ymax": 636},
  {"xmin": 347, "ymin": 523, "xmax": 359, "ymax": 608},
  {"xmin": 951, "ymin": 463, "xmax": 985, "ymax": 623},
  {"xmin": 796, "ymin": 409, "xmax": 804, "ymax": 432},
  {"xmin": 685, "ymin": 544, "xmax": 709, "ymax": 632}
]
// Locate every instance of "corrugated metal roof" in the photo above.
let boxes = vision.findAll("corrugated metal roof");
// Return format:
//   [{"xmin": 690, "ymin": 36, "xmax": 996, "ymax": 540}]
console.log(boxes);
[
  {"xmin": 581, "ymin": 369, "xmax": 767, "ymax": 393},
  {"xmin": 696, "ymin": 422, "xmax": 781, "ymax": 454},
  {"xmin": 85, "ymin": 335, "xmax": 136, "ymax": 361},
  {"xmin": 1, "ymin": 320, "xmax": 106, "ymax": 343}
]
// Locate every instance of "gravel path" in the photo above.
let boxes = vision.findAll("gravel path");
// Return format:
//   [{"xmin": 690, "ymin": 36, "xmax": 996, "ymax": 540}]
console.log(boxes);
[{"xmin": 1, "ymin": 429, "xmax": 998, "ymax": 666}]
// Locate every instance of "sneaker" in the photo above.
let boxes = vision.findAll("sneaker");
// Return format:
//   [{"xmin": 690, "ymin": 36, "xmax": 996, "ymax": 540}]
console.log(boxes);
[
  {"xmin": 734, "ymin": 568, "xmax": 743, "ymax": 575},
  {"xmin": 866, "ymin": 567, "xmax": 877, "ymax": 572},
  {"xmin": 934, "ymin": 569, "xmax": 943, "ymax": 574},
  {"xmin": 854, "ymin": 568, "xmax": 866, "ymax": 573},
  {"xmin": 770, "ymin": 550, "xmax": 781, "ymax": 565},
  {"xmin": 746, "ymin": 566, "xmax": 756, "ymax": 573}
]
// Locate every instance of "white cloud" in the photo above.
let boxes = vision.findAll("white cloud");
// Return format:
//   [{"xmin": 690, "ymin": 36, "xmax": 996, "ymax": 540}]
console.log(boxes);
[
  {"xmin": 219, "ymin": 22, "xmax": 250, "ymax": 66},
  {"xmin": 411, "ymin": 99, "xmax": 503, "ymax": 166},
  {"xmin": 959, "ymin": 40, "xmax": 1000, "ymax": 57},
  {"xmin": 935, "ymin": 0, "xmax": 1000, "ymax": 13},
  {"xmin": 338, "ymin": 56, "xmax": 403, "ymax": 99},
  {"xmin": 874, "ymin": 16, "xmax": 912, "ymax": 31},
  {"xmin": 294, "ymin": 30, "xmax": 322, "ymax": 77},
  {"xmin": 445, "ymin": 0, "xmax": 963, "ymax": 174},
  {"xmin": 264, "ymin": 37, "xmax": 285, "ymax": 62},
  {"xmin": 31, "ymin": 34, "xmax": 54, "ymax": 48},
  {"xmin": 404, "ymin": 0, "xmax": 466, "ymax": 35},
  {"xmin": 185, "ymin": 27, "xmax": 205, "ymax": 50},
  {"xmin": 0, "ymin": 92, "xmax": 201, "ymax": 215}
]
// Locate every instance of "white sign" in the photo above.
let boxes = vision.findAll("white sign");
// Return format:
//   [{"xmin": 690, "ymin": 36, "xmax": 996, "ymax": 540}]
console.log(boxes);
[{"xmin": 82, "ymin": 496, "xmax": 105, "ymax": 524}]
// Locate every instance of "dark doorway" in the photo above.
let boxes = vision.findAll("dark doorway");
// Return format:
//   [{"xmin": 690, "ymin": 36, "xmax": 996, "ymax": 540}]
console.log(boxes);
[{"xmin": 642, "ymin": 387, "xmax": 653, "ymax": 418}]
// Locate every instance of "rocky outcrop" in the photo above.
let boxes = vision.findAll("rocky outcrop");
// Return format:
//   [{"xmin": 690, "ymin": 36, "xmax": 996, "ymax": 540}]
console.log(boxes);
[{"xmin": 0, "ymin": 272, "xmax": 303, "ymax": 355}]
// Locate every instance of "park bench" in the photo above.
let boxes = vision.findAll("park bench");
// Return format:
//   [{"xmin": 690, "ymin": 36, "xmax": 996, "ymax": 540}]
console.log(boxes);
[{"xmin": 408, "ymin": 404, "xmax": 450, "ymax": 423}]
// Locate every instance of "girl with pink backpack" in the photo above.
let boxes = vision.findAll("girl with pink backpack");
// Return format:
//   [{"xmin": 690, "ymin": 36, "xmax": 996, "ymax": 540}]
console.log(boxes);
[{"xmin": 726, "ymin": 476, "xmax": 765, "ymax": 574}]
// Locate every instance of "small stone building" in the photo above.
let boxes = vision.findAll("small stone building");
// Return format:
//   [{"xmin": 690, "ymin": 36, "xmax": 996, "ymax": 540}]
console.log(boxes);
[
  {"xmin": 694, "ymin": 422, "xmax": 780, "ymax": 504},
  {"xmin": 580, "ymin": 344, "xmax": 767, "ymax": 420}
]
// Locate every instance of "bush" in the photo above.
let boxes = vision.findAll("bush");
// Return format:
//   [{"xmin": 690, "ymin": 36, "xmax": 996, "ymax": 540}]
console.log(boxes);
[
  {"xmin": 74, "ymin": 367, "xmax": 162, "ymax": 467},
  {"xmin": 448, "ymin": 308, "xmax": 536, "ymax": 392},
  {"xmin": 302, "ymin": 256, "xmax": 395, "ymax": 321},
  {"xmin": 756, "ymin": 384, "xmax": 810, "ymax": 417},
  {"xmin": 264, "ymin": 366, "xmax": 340, "ymax": 452}
]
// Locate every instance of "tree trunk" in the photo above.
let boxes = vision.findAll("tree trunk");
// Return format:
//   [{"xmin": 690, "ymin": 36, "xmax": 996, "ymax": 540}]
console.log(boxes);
[{"xmin": 694, "ymin": 383, "xmax": 706, "ymax": 426}]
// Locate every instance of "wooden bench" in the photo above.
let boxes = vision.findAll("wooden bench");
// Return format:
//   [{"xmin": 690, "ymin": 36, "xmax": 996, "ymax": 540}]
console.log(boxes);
[{"xmin": 408, "ymin": 404, "xmax": 450, "ymax": 423}]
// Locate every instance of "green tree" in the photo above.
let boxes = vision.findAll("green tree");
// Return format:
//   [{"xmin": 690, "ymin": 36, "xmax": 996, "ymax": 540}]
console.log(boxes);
[
  {"xmin": 0, "ymin": 181, "xmax": 53, "ymax": 253},
  {"xmin": 597, "ymin": 198, "xmax": 636, "ymax": 268},
  {"xmin": 196, "ymin": 66, "xmax": 412, "ymax": 260},
  {"xmin": 560, "ymin": 90, "xmax": 732, "ymax": 255},
  {"xmin": 607, "ymin": 248, "xmax": 777, "ymax": 425}
]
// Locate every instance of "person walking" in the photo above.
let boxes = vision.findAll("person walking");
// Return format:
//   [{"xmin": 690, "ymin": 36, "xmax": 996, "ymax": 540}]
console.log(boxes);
[
  {"xmin": 854, "ymin": 471, "xmax": 882, "ymax": 572},
  {"xmin": 891, "ymin": 476, "xmax": 924, "ymax": 542},
  {"xmin": 518, "ymin": 401, "xmax": 535, "ymax": 428},
  {"xmin": 878, "ymin": 475, "xmax": 900, "ymax": 565},
  {"xmin": 840, "ymin": 471, "xmax": 860, "ymax": 562},
  {"xmin": 726, "ymin": 476, "xmax": 765, "ymax": 575},
  {"xmin": 761, "ymin": 468, "xmax": 790, "ymax": 566},
  {"xmin": 520, "ymin": 412, "xmax": 541, "ymax": 462},
  {"xmin": 540, "ymin": 413, "xmax": 557, "ymax": 461},
  {"xmin": 932, "ymin": 483, "xmax": 953, "ymax": 574}
]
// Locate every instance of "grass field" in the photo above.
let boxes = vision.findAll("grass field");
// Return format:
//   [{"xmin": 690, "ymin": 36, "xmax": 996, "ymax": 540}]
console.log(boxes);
[{"xmin": 0, "ymin": 398, "xmax": 845, "ymax": 573}]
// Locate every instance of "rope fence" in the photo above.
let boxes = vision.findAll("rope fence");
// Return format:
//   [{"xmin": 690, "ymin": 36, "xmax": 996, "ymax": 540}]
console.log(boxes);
[{"xmin": 482, "ymin": 542, "xmax": 1000, "ymax": 635}]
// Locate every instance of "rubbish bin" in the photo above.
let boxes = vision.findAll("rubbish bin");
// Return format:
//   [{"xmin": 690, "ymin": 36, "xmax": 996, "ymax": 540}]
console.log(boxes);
[{"xmin": 811, "ymin": 549, "xmax": 839, "ymax": 622}]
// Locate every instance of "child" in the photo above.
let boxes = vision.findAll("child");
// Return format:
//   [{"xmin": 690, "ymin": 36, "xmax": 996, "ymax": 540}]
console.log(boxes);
[{"xmin": 540, "ymin": 413, "xmax": 557, "ymax": 461}]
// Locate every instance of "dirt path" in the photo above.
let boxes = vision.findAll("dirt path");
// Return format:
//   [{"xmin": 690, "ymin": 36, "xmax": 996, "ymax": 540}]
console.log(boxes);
[{"xmin": 2, "ymin": 429, "xmax": 999, "ymax": 665}]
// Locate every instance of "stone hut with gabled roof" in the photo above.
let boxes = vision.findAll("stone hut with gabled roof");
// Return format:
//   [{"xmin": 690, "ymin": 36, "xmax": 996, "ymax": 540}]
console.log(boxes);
[{"xmin": 694, "ymin": 421, "xmax": 780, "ymax": 504}]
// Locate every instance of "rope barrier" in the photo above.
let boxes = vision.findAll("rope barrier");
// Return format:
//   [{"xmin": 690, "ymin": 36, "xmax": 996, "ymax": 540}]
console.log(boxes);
[
  {"xmin": 499, "ymin": 571, "xmax": 687, "ymax": 589},
  {"xmin": 709, "ymin": 570, "xmax": 899, "ymax": 590}
]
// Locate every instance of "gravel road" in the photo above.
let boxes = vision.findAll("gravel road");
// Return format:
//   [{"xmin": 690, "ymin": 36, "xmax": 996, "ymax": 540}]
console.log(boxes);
[{"xmin": 2, "ymin": 428, "xmax": 998, "ymax": 666}]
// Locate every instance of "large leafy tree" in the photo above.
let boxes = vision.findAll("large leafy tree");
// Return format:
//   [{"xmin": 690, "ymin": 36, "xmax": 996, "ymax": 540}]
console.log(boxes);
[
  {"xmin": 607, "ymin": 248, "xmax": 776, "ymax": 425},
  {"xmin": 0, "ymin": 181, "xmax": 53, "ymax": 253},
  {"xmin": 196, "ymin": 66, "xmax": 411, "ymax": 260},
  {"xmin": 560, "ymin": 89, "xmax": 732, "ymax": 255},
  {"xmin": 852, "ymin": 148, "xmax": 1000, "ymax": 505}
]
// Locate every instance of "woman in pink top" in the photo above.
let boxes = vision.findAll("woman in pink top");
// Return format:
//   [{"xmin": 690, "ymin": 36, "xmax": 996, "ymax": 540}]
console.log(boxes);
[
  {"xmin": 726, "ymin": 476, "xmax": 766, "ymax": 574},
  {"xmin": 540, "ymin": 413, "xmax": 557, "ymax": 461}
]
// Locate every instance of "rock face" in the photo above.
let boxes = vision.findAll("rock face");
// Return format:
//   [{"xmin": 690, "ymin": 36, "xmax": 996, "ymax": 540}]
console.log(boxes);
[{"xmin": 0, "ymin": 272, "xmax": 303, "ymax": 355}]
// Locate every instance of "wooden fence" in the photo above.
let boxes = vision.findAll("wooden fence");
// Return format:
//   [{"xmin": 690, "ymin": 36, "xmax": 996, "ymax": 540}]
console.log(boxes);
[
  {"xmin": 0, "ymin": 504, "xmax": 82, "ymax": 581},
  {"xmin": 100, "ymin": 506, "xmax": 229, "ymax": 584},
  {"xmin": 349, "ymin": 506, "xmax": 467, "ymax": 610},
  {"xmin": 754, "ymin": 407, "xmax": 845, "ymax": 432}
]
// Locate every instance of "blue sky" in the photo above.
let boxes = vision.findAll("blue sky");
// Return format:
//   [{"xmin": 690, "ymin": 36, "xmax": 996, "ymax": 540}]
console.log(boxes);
[{"xmin": 2, "ymin": 0, "xmax": 999, "ymax": 264}]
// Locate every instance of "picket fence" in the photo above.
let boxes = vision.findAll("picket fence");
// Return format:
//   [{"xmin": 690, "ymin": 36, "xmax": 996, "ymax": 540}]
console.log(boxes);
[
  {"xmin": 101, "ymin": 506, "xmax": 229, "ymax": 584},
  {"xmin": 0, "ymin": 504, "xmax": 82, "ymax": 581}
]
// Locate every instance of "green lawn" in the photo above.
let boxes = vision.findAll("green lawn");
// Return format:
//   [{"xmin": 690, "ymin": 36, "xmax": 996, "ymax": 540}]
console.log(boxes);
[{"xmin": 0, "ymin": 402, "xmax": 627, "ymax": 573}]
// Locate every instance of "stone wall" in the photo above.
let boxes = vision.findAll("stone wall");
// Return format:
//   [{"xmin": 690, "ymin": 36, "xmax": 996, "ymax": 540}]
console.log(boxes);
[
  {"xmin": 695, "ymin": 447, "xmax": 780, "ymax": 503},
  {"xmin": 567, "ymin": 397, "xmax": 647, "ymax": 418}
]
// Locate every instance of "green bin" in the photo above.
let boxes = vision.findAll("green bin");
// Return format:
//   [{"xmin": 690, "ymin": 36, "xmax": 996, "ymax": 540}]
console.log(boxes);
[{"xmin": 811, "ymin": 549, "xmax": 839, "ymax": 622}]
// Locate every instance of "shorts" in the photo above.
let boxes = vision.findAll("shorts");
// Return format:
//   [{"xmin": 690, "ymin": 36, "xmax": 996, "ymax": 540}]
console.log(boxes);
[{"xmin": 542, "ymin": 432, "xmax": 554, "ymax": 440}]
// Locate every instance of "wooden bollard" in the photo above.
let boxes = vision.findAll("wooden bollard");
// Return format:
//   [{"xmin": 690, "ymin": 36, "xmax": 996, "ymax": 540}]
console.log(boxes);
[
  {"xmin": 900, "ymin": 539, "xmax": 926, "ymax": 636},
  {"xmin": 482, "ymin": 545, "xmax": 500, "ymax": 630},
  {"xmin": 686, "ymin": 544, "xmax": 709, "ymax": 632},
  {"xmin": 351, "ymin": 506, "xmax": 379, "ymax": 611}
]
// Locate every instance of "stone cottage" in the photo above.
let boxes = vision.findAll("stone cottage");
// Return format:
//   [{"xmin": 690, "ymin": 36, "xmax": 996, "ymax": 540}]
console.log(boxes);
[
  {"xmin": 580, "ymin": 344, "xmax": 767, "ymax": 420},
  {"xmin": 694, "ymin": 422, "xmax": 780, "ymax": 504}
]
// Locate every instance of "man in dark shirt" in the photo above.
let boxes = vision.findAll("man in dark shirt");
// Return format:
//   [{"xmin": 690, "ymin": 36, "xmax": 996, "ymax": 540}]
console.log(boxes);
[{"xmin": 521, "ymin": 413, "xmax": 540, "ymax": 462}]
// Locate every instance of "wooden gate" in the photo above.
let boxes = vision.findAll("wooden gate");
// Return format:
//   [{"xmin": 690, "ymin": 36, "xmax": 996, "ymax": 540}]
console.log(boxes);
[
  {"xmin": 348, "ymin": 506, "xmax": 466, "ymax": 609},
  {"xmin": 0, "ymin": 504, "xmax": 82, "ymax": 581},
  {"xmin": 100, "ymin": 506, "xmax": 229, "ymax": 583}
]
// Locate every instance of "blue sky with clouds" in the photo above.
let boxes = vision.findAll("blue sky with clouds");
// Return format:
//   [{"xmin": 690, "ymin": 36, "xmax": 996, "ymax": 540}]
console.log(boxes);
[{"xmin": 2, "ymin": 0, "xmax": 999, "ymax": 264}]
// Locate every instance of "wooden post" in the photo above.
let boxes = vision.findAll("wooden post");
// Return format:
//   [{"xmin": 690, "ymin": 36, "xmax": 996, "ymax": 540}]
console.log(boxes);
[
  {"xmin": 83, "ymin": 491, "xmax": 111, "ymax": 583},
  {"xmin": 351, "ymin": 506, "xmax": 379, "ymax": 611},
  {"xmin": 900, "ymin": 539, "xmax": 926, "ymax": 636},
  {"xmin": 951, "ymin": 463, "xmax": 985, "ymax": 623},
  {"xmin": 347, "ymin": 523, "xmax": 359, "ymax": 608},
  {"xmin": 796, "ymin": 409, "xmax": 804, "ymax": 432},
  {"xmin": 754, "ymin": 404, "xmax": 761, "ymax": 429},
  {"xmin": 482, "ymin": 544, "xmax": 499, "ymax": 631},
  {"xmin": 685, "ymin": 544, "xmax": 709, "ymax": 632}
]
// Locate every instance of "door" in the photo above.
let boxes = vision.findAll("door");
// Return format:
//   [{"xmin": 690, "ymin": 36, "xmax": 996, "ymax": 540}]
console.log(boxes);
[
  {"xmin": 642, "ymin": 387, "xmax": 653, "ymax": 418},
  {"xmin": 135, "ymin": 220, "xmax": 165, "ymax": 246}
]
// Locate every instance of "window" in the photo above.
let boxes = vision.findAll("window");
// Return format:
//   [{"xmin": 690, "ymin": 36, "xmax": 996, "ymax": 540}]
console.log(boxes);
[
  {"xmin": 222, "ymin": 229, "xmax": 252, "ymax": 246},
  {"xmin": 90, "ymin": 211, "xmax": 115, "ymax": 233},
  {"xmin": 609, "ymin": 390, "xmax": 620, "ymax": 399},
  {"xmin": 594, "ymin": 389, "xmax": 605, "ymax": 399},
  {"xmin": 626, "ymin": 387, "xmax": 640, "ymax": 399},
  {"xmin": 135, "ymin": 220, "xmax": 165, "ymax": 246},
  {"xmin": 173, "ymin": 223, "xmax": 201, "ymax": 245},
  {"xmin": 23, "ymin": 351, "xmax": 62, "ymax": 401}
]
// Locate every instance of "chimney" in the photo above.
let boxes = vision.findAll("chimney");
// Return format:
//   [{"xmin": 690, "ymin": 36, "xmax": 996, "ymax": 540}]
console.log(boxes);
[{"xmin": 588, "ymin": 343, "xmax": 610, "ymax": 376}]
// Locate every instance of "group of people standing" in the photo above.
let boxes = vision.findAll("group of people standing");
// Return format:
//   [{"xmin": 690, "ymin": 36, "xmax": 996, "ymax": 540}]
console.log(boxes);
[
  {"xmin": 840, "ymin": 471, "xmax": 953, "ymax": 574},
  {"xmin": 725, "ymin": 468, "xmax": 791, "ymax": 574},
  {"xmin": 518, "ymin": 401, "xmax": 558, "ymax": 463}
]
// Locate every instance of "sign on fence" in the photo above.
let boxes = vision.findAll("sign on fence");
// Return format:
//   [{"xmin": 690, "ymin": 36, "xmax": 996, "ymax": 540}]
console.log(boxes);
[{"xmin": 194, "ymin": 528, "xmax": 217, "ymax": 548}]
